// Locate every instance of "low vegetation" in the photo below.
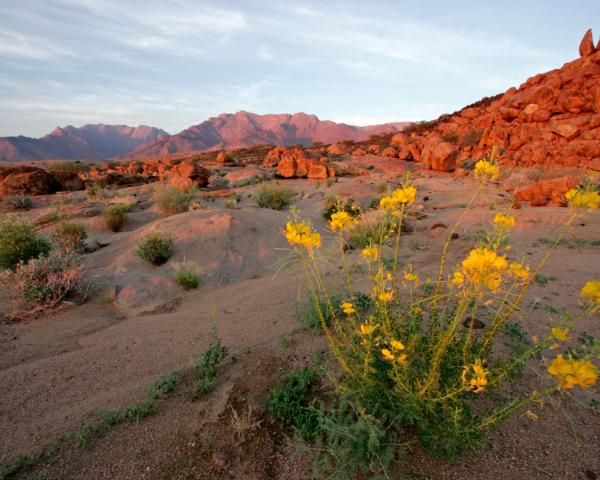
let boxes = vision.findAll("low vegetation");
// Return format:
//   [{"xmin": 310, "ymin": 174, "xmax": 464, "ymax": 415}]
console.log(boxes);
[
  {"xmin": 0, "ymin": 216, "xmax": 51, "ymax": 270},
  {"xmin": 102, "ymin": 205, "xmax": 128, "ymax": 232},
  {"xmin": 172, "ymin": 259, "xmax": 201, "ymax": 289},
  {"xmin": 153, "ymin": 185, "xmax": 196, "ymax": 214},
  {"xmin": 1, "ymin": 194, "xmax": 33, "ymax": 211},
  {"xmin": 283, "ymin": 158, "xmax": 600, "ymax": 476},
  {"xmin": 137, "ymin": 230, "xmax": 173, "ymax": 265},
  {"xmin": 255, "ymin": 186, "xmax": 295, "ymax": 210},
  {"xmin": 53, "ymin": 221, "xmax": 87, "ymax": 252},
  {"xmin": 193, "ymin": 329, "xmax": 228, "ymax": 398},
  {"xmin": 0, "ymin": 252, "xmax": 88, "ymax": 319}
]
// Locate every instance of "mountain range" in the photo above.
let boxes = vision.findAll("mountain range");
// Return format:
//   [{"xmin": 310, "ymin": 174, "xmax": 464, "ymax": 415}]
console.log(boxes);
[{"xmin": 0, "ymin": 112, "xmax": 410, "ymax": 162}]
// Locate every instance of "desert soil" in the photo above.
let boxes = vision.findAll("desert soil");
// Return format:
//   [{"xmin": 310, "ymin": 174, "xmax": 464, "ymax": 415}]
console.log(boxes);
[{"xmin": 1, "ymin": 155, "xmax": 599, "ymax": 479}]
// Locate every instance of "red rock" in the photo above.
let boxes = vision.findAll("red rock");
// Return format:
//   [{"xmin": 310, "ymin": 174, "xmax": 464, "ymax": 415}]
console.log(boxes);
[
  {"xmin": 551, "ymin": 123, "xmax": 580, "ymax": 140},
  {"xmin": 430, "ymin": 142, "xmax": 458, "ymax": 172},
  {"xmin": 381, "ymin": 147, "xmax": 399, "ymax": 158},
  {"xmin": 579, "ymin": 29, "xmax": 595, "ymax": 57},
  {"xmin": 368, "ymin": 144, "xmax": 381, "ymax": 155},
  {"xmin": 0, "ymin": 166, "xmax": 58, "ymax": 196},
  {"xmin": 51, "ymin": 171, "xmax": 84, "ymax": 191},
  {"xmin": 307, "ymin": 164, "xmax": 328, "ymax": 179},
  {"xmin": 514, "ymin": 176, "xmax": 580, "ymax": 207},
  {"xmin": 170, "ymin": 161, "xmax": 210, "ymax": 187},
  {"xmin": 352, "ymin": 148, "xmax": 366, "ymax": 156},
  {"xmin": 327, "ymin": 143, "xmax": 347, "ymax": 155},
  {"xmin": 216, "ymin": 151, "xmax": 228, "ymax": 163}
]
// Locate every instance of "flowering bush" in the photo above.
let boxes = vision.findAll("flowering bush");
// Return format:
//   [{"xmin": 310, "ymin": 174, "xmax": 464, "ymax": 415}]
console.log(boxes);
[{"xmin": 284, "ymin": 163, "xmax": 599, "ymax": 474}]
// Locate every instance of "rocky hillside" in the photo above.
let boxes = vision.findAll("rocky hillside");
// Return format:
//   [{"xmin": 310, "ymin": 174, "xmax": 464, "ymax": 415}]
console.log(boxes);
[
  {"xmin": 386, "ymin": 29, "xmax": 600, "ymax": 173},
  {"xmin": 0, "ymin": 124, "xmax": 169, "ymax": 162},
  {"xmin": 130, "ymin": 111, "xmax": 410, "ymax": 157}
]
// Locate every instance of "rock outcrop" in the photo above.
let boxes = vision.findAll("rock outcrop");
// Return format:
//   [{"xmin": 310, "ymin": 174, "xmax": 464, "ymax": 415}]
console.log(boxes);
[
  {"xmin": 385, "ymin": 31, "xmax": 600, "ymax": 174},
  {"xmin": 266, "ymin": 147, "xmax": 335, "ymax": 179}
]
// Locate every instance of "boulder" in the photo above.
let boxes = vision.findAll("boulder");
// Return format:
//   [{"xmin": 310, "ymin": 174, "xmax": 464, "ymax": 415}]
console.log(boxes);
[
  {"xmin": 352, "ymin": 148, "xmax": 366, "ymax": 156},
  {"xmin": 307, "ymin": 164, "xmax": 328, "ymax": 179},
  {"xmin": 0, "ymin": 166, "xmax": 58, "ymax": 196},
  {"xmin": 430, "ymin": 142, "xmax": 458, "ymax": 172},
  {"xmin": 514, "ymin": 176, "xmax": 580, "ymax": 207},
  {"xmin": 551, "ymin": 123, "xmax": 580, "ymax": 140},
  {"xmin": 579, "ymin": 29, "xmax": 595, "ymax": 57},
  {"xmin": 275, "ymin": 147, "xmax": 333, "ymax": 179},
  {"xmin": 51, "ymin": 171, "xmax": 85, "ymax": 191},
  {"xmin": 367, "ymin": 144, "xmax": 381, "ymax": 155},
  {"xmin": 170, "ymin": 161, "xmax": 210, "ymax": 187},
  {"xmin": 381, "ymin": 147, "xmax": 399, "ymax": 158},
  {"xmin": 216, "ymin": 151, "xmax": 228, "ymax": 163},
  {"xmin": 327, "ymin": 143, "xmax": 347, "ymax": 155}
]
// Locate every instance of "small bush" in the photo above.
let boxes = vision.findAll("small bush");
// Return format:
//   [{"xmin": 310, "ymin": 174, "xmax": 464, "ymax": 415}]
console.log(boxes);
[
  {"xmin": 210, "ymin": 177, "xmax": 230, "ymax": 190},
  {"xmin": 153, "ymin": 185, "xmax": 196, "ymax": 214},
  {"xmin": 54, "ymin": 221, "xmax": 87, "ymax": 252},
  {"xmin": 347, "ymin": 211, "xmax": 391, "ymax": 249},
  {"xmin": 0, "ymin": 252, "xmax": 88, "ymax": 319},
  {"xmin": 461, "ymin": 129, "xmax": 483, "ymax": 147},
  {"xmin": 224, "ymin": 193, "xmax": 241, "ymax": 209},
  {"xmin": 1, "ymin": 194, "xmax": 33, "ymax": 211},
  {"xmin": 321, "ymin": 195, "xmax": 361, "ymax": 221},
  {"xmin": 137, "ymin": 230, "xmax": 173, "ymax": 265},
  {"xmin": 193, "ymin": 330, "xmax": 228, "ymax": 397},
  {"xmin": 297, "ymin": 292, "xmax": 372, "ymax": 330},
  {"xmin": 442, "ymin": 132, "xmax": 459, "ymax": 143},
  {"xmin": 230, "ymin": 175, "xmax": 266, "ymax": 188},
  {"xmin": 0, "ymin": 216, "xmax": 51, "ymax": 270},
  {"xmin": 255, "ymin": 186, "xmax": 295, "ymax": 210},
  {"xmin": 47, "ymin": 161, "xmax": 91, "ymax": 173},
  {"xmin": 172, "ymin": 259, "xmax": 201, "ymax": 289},
  {"xmin": 266, "ymin": 366, "xmax": 320, "ymax": 439},
  {"xmin": 102, "ymin": 206, "xmax": 128, "ymax": 232}
]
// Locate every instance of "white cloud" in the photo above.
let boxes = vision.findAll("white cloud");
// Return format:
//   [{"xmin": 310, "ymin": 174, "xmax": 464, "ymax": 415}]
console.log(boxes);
[{"xmin": 0, "ymin": 30, "xmax": 75, "ymax": 60}]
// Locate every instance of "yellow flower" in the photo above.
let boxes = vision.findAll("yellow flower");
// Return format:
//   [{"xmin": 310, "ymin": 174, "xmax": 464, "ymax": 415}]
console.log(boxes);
[
  {"xmin": 565, "ymin": 188, "xmax": 600, "ymax": 210},
  {"xmin": 403, "ymin": 268, "xmax": 420, "ymax": 286},
  {"xmin": 341, "ymin": 302, "xmax": 356, "ymax": 315},
  {"xmin": 330, "ymin": 211, "xmax": 356, "ymax": 231},
  {"xmin": 378, "ymin": 291, "xmax": 393, "ymax": 303},
  {"xmin": 361, "ymin": 246, "xmax": 379, "ymax": 261},
  {"xmin": 550, "ymin": 327, "xmax": 569, "ymax": 342},
  {"xmin": 392, "ymin": 186, "xmax": 417, "ymax": 205},
  {"xmin": 285, "ymin": 221, "xmax": 321, "ymax": 249},
  {"xmin": 452, "ymin": 271, "xmax": 465, "ymax": 286},
  {"xmin": 473, "ymin": 159, "xmax": 500, "ymax": 182},
  {"xmin": 548, "ymin": 355, "xmax": 598, "ymax": 389},
  {"xmin": 390, "ymin": 340, "xmax": 405, "ymax": 350},
  {"xmin": 581, "ymin": 280, "xmax": 600, "ymax": 306},
  {"xmin": 381, "ymin": 348, "xmax": 395, "ymax": 361},
  {"xmin": 379, "ymin": 185, "xmax": 417, "ymax": 211},
  {"xmin": 461, "ymin": 247, "xmax": 508, "ymax": 292},
  {"xmin": 493, "ymin": 213, "xmax": 515, "ymax": 229},
  {"xmin": 509, "ymin": 262, "xmax": 530, "ymax": 281},
  {"xmin": 358, "ymin": 324, "xmax": 376, "ymax": 335},
  {"xmin": 461, "ymin": 359, "xmax": 489, "ymax": 393}
]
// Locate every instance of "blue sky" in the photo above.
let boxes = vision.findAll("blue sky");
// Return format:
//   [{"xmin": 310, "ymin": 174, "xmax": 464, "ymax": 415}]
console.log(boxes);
[{"xmin": 0, "ymin": 0, "xmax": 598, "ymax": 137}]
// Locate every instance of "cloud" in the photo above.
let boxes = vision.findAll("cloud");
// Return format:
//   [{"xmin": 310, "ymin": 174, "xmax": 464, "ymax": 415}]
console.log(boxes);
[{"xmin": 0, "ymin": 30, "xmax": 75, "ymax": 60}]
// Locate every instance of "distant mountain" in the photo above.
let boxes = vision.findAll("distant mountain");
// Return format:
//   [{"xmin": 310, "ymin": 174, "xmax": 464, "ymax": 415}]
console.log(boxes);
[
  {"xmin": 0, "ymin": 124, "xmax": 169, "ymax": 162},
  {"xmin": 130, "ymin": 112, "xmax": 410, "ymax": 157}
]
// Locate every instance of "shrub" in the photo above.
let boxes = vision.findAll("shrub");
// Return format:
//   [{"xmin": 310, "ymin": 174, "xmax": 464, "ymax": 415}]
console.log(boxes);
[
  {"xmin": 137, "ymin": 230, "xmax": 173, "ymax": 265},
  {"xmin": 255, "ymin": 186, "xmax": 295, "ymax": 210},
  {"xmin": 266, "ymin": 366, "xmax": 320, "ymax": 439},
  {"xmin": 442, "ymin": 132, "xmax": 459, "ymax": 143},
  {"xmin": 102, "ymin": 205, "xmax": 128, "ymax": 232},
  {"xmin": 347, "ymin": 210, "xmax": 391, "ymax": 249},
  {"xmin": 283, "ymin": 164, "xmax": 600, "ymax": 474},
  {"xmin": 47, "ymin": 161, "xmax": 91, "ymax": 173},
  {"xmin": 210, "ymin": 177, "xmax": 230, "ymax": 190},
  {"xmin": 193, "ymin": 330, "xmax": 228, "ymax": 397},
  {"xmin": 1, "ymin": 194, "xmax": 33, "ymax": 211},
  {"xmin": 297, "ymin": 292, "xmax": 372, "ymax": 330},
  {"xmin": 153, "ymin": 185, "xmax": 196, "ymax": 215},
  {"xmin": 172, "ymin": 259, "xmax": 201, "ymax": 289},
  {"xmin": 224, "ymin": 193, "xmax": 241, "ymax": 209},
  {"xmin": 321, "ymin": 195, "xmax": 361, "ymax": 221},
  {"xmin": 0, "ymin": 252, "xmax": 88, "ymax": 319},
  {"xmin": 230, "ymin": 175, "xmax": 266, "ymax": 188},
  {"xmin": 0, "ymin": 216, "xmax": 51, "ymax": 270},
  {"xmin": 461, "ymin": 129, "xmax": 483, "ymax": 147},
  {"xmin": 54, "ymin": 221, "xmax": 87, "ymax": 252}
]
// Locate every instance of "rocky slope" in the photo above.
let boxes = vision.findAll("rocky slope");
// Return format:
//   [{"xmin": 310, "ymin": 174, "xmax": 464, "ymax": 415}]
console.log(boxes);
[
  {"xmin": 0, "ymin": 124, "xmax": 169, "ymax": 162},
  {"xmin": 386, "ymin": 29, "xmax": 600, "ymax": 173},
  {"xmin": 130, "ymin": 111, "xmax": 409, "ymax": 157}
]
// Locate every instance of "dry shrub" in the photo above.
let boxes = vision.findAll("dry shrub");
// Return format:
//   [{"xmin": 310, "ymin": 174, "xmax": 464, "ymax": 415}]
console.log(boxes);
[
  {"xmin": 54, "ymin": 221, "xmax": 87, "ymax": 252},
  {"xmin": 0, "ymin": 252, "xmax": 88, "ymax": 320},
  {"xmin": 228, "ymin": 404, "xmax": 262, "ymax": 445}
]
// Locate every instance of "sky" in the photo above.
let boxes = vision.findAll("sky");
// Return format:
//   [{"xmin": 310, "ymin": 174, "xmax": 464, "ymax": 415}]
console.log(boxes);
[{"xmin": 0, "ymin": 1, "xmax": 598, "ymax": 137}]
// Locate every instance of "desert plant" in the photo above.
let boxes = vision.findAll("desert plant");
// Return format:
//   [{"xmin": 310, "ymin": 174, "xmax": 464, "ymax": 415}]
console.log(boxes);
[
  {"xmin": 1, "ymin": 194, "xmax": 33, "ymax": 211},
  {"xmin": 229, "ymin": 404, "xmax": 262, "ymax": 445},
  {"xmin": 461, "ymin": 129, "xmax": 483, "ymax": 147},
  {"xmin": 102, "ymin": 205, "xmax": 128, "ymax": 232},
  {"xmin": 47, "ymin": 160, "xmax": 91, "ymax": 173},
  {"xmin": 0, "ymin": 252, "xmax": 88, "ymax": 319},
  {"xmin": 210, "ymin": 177, "xmax": 230, "ymax": 189},
  {"xmin": 267, "ymin": 366, "xmax": 320, "ymax": 439},
  {"xmin": 0, "ymin": 216, "xmax": 51, "ymax": 270},
  {"xmin": 283, "ymin": 160, "xmax": 600, "ymax": 474},
  {"xmin": 172, "ymin": 259, "xmax": 201, "ymax": 289},
  {"xmin": 193, "ymin": 329, "xmax": 228, "ymax": 397},
  {"xmin": 137, "ymin": 230, "xmax": 173, "ymax": 265},
  {"xmin": 153, "ymin": 185, "xmax": 196, "ymax": 215},
  {"xmin": 255, "ymin": 186, "xmax": 295, "ymax": 210},
  {"xmin": 224, "ymin": 193, "xmax": 241, "ymax": 209},
  {"xmin": 321, "ymin": 195, "xmax": 361, "ymax": 221},
  {"xmin": 53, "ymin": 221, "xmax": 87, "ymax": 252}
]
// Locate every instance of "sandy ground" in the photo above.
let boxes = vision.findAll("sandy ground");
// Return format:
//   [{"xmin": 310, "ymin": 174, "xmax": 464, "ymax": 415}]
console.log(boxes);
[{"xmin": 1, "ymin": 155, "xmax": 599, "ymax": 479}]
